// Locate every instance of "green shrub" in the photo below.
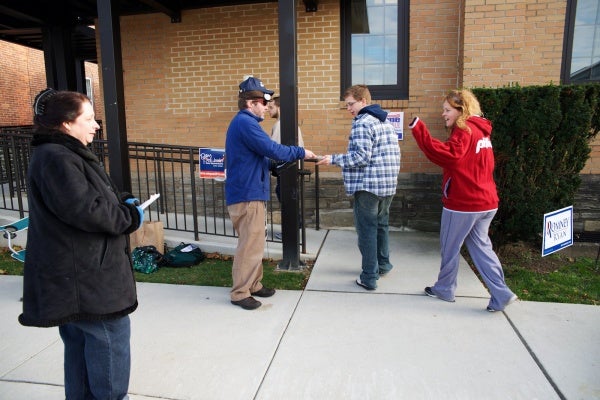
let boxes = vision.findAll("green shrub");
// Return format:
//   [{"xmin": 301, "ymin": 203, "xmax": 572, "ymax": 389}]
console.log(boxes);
[{"xmin": 473, "ymin": 84, "xmax": 600, "ymax": 246}]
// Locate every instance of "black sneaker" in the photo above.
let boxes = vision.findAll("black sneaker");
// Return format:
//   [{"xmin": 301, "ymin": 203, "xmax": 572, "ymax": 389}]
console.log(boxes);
[
  {"xmin": 356, "ymin": 278, "xmax": 376, "ymax": 291},
  {"xmin": 487, "ymin": 294, "xmax": 518, "ymax": 312},
  {"xmin": 424, "ymin": 286, "xmax": 437, "ymax": 298},
  {"xmin": 231, "ymin": 297, "xmax": 262, "ymax": 310},
  {"xmin": 251, "ymin": 287, "xmax": 276, "ymax": 298}
]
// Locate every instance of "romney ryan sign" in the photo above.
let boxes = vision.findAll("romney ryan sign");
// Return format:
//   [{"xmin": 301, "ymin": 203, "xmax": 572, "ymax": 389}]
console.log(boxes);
[{"xmin": 542, "ymin": 206, "xmax": 573, "ymax": 256}]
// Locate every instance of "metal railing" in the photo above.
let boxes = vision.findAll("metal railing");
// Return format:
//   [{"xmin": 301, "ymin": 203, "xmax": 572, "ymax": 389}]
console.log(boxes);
[
  {"xmin": 0, "ymin": 130, "xmax": 31, "ymax": 215},
  {"xmin": 0, "ymin": 130, "xmax": 318, "ymax": 249}
]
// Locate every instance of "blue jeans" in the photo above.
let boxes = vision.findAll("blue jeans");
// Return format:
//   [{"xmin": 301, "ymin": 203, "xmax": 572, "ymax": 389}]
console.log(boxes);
[
  {"xmin": 353, "ymin": 191, "xmax": 394, "ymax": 288},
  {"xmin": 59, "ymin": 316, "xmax": 131, "ymax": 400}
]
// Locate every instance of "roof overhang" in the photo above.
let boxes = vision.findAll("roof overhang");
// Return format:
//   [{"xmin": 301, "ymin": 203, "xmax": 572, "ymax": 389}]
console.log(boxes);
[{"xmin": 0, "ymin": 0, "xmax": 281, "ymax": 63}]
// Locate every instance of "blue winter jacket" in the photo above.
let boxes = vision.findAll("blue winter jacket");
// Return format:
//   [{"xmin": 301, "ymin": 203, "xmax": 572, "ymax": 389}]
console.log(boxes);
[{"xmin": 225, "ymin": 110, "xmax": 305, "ymax": 206}]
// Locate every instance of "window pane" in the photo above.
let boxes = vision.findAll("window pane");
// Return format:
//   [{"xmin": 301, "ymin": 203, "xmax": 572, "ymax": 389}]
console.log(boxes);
[
  {"xmin": 571, "ymin": 58, "xmax": 589, "ymax": 74},
  {"xmin": 572, "ymin": 26, "xmax": 594, "ymax": 59},
  {"xmin": 385, "ymin": 36, "xmax": 397, "ymax": 63},
  {"xmin": 351, "ymin": 0, "xmax": 398, "ymax": 86},
  {"xmin": 570, "ymin": 0, "xmax": 600, "ymax": 81},
  {"xmin": 352, "ymin": 65, "xmax": 365, "ymax": 84},
  {"xmin": 385, "ymin": 6, "xmax": 398, "ymax": 34},
  {"xmin": 364, "ymin": 36, "xmax": 385, "ymax": 63},
  {"xmin": 342, "ymin": 0, "xmax": 408, "ymax": 99},
  {"xmin": 365, "ymin": 64, "xmax": 385, "ymax": 85},
  {"xmin": 575, "ymin": 0, "xmax": 598, "ymax": 25},
  {"xmin": 595, "ymin": 27, "xmax": 600, "ymax": 57},
  {"xmin": 592, "ymin": 62, "xmax": 600, "ymax": 80},
  {"xmin": 571, "ymin": 58, "xmax": 590, "ymax": 79},
  {"xmin": 384, "ymin": 63, "xmax": 397, "ymax": 83},
  {"xmin": 368, "ymin": 6, "xmax": 385, "ymax": 35},
  {"xmin": 352, "ymin": 36, "xmax": 365, "ymax": 65}
]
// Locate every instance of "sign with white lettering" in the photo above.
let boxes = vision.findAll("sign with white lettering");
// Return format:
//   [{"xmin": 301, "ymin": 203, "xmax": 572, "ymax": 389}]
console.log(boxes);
[
  {"xmin": 386, "ymin": 111, "xmax": 404, "ymax": 141},
  {"xmin": 199, "ymin": 148, "xmax": 225, "ymax": 180},
  {"xmin": 542, "ymin": 206, "xmax": 573, "ymax": 256},
  {"xmin": 475, "ymin": 137, "xmax": 493, "ymax": 153}
]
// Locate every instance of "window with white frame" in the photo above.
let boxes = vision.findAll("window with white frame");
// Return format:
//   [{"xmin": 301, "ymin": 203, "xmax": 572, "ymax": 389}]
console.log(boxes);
[{"xmin": 341, "ymin": 0, "xmax": 409, "ymax": 99}]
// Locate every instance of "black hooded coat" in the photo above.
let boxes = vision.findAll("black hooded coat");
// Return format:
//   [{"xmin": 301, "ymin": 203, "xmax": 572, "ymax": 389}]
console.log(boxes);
[{"xmin": 19, "ymin": 131, "xmax": 140, "ymax": 327}]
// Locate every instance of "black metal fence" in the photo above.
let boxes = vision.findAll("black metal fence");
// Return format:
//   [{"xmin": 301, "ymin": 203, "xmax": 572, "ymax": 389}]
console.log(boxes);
[
  {"xmin": 0, "ymin": 129, "xmax": 318, "ymax": 248},
  {"xmin": 0, "ymin": 129, "xmax": 31, "ymax": 214}
]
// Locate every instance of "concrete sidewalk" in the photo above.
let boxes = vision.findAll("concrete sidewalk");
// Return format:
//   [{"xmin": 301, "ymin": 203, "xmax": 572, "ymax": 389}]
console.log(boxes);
[{"xmin": 1, "ymin": 229, "xmax": 599, "ymax": 399}]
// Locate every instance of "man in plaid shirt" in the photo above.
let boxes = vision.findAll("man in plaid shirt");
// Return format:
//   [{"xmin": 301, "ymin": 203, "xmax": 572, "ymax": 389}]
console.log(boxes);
[{"xmin": 317, "ymin": 85, "xmax": 401, "ymax": 290}]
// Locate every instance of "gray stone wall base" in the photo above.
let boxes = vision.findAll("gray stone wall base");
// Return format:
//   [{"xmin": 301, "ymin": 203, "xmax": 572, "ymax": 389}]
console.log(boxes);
[
  {"xmin": 311, "ymin": 172, "xmax": 599, "ymax": 235},
  {"xmin": 312, "ymin": 172, "xmax": 443, "ymax": 232},
  {"xmin": 574, "ymin": 174, "xmax": 600, "ymax": 234}
]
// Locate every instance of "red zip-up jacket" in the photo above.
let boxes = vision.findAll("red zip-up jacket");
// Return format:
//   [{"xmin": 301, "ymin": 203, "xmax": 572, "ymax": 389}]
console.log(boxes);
[{"xmin": 409, "ymin": 116, "xmax": 499, "ymax": 212}]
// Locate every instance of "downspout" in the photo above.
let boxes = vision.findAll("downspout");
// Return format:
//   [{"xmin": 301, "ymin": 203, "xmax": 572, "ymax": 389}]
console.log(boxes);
[{"xmin": 457, "ymin": 0, "xmax": 464, "ymax": 88}]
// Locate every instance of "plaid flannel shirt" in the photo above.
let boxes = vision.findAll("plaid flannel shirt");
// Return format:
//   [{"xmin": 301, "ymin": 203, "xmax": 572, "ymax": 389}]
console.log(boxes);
[{"xmin": 332, "ymin": 112, "xmax": 401, "ymax": 196}]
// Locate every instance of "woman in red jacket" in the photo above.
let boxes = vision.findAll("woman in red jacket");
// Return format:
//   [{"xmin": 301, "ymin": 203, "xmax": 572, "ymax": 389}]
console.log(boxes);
[{"xmin": 408, "ymin": 89, "xmax": 517, "ymax": 312}]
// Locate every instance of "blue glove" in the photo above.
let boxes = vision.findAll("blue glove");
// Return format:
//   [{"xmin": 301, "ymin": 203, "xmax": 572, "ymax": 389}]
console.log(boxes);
[
  {"xmin": 125, "ymin": 197, "xmax": 140, "ymax": 206},
  {"xmin": 125, "ymin": 198, "xmax": 144, "ymax": 229}
]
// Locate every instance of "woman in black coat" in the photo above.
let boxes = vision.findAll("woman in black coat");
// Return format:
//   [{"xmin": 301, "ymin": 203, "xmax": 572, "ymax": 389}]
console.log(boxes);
[{"xmin": 19, "ymin": 89, "xmax": 144, "ymax": 400}]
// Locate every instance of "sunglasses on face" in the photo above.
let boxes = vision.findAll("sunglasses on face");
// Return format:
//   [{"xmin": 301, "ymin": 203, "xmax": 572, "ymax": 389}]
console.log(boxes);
[{"xmin": 253, "ymin": 98, "xmax": 269, "ymax": 106}]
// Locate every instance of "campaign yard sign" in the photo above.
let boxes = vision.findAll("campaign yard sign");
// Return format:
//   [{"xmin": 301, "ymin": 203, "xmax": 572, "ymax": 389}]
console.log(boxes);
[
  {"xmin": 542, "ymin": 206, "xmax": 573, "ymax": 256},
  {"xmin": 199, "ymin": 148, "xmax": 225, "ymax": 180},
  {"xmin": 387, "ymin": 111, "xmax": 404, "ymax": 141}
]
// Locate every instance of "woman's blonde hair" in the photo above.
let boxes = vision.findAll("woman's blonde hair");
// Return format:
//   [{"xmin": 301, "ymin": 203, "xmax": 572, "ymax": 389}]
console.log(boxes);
[{"xmin": 444, "ymin": 89, "xmax": 482, "ymax": 132}]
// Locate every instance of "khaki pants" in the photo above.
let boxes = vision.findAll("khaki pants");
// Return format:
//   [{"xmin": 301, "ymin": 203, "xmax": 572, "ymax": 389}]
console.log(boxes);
[{"xmin": 227, "ymin": 201, "xmax": 266, "ymax": 301}]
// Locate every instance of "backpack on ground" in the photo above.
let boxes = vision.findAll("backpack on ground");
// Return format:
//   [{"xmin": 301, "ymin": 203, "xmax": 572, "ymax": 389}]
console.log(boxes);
[
  {"xmin": 131, "ymin": 245, "xmax": 163, "ymax": 274},
  {"xmin": 159, "ymin": 242, "xmax": 205, "ymax": 268}
]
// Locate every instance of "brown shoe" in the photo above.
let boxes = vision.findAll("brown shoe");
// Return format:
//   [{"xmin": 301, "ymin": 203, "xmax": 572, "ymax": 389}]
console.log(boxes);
[
  {"xmin": 251, "ymin": 287, "xmax": 276, "ymax": 298},
  {"xmin": 231, "ymin": 297, "xmax": 262, "ymax": 310}
]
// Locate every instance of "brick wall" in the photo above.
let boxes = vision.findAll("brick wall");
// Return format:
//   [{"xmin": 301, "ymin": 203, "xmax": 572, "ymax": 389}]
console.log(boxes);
[
  {"xmin": 462, "ymin": 0, "xmax": 566, "ymax": 88},
  {"xmin": 0, "ymin": 41, "xmax": 103, "ymax": 127},
  {"xmin": 583, "ymin": 136, "xmax": 600, "ymax": 174},
  {"xmin": 0, "ymin": 42, "xmax": 45, "ymax": 125},
  {"xmin": 460, "ymin": 0, "xmax": 598, "ymax": 175},
  {"xmin": 116, "ymin": 0, "xmax": 598, "ymax": 175},
  {"xmin": 110, "ymin": 0, "xmax": 597, "ymax": 232},
  {"xmin": 116, "ymin": 1, "xmax": 462, "ymax": 174},
  {"xmin": 117, "ymin": 2, "xmax": 348, "ymax": 148}
]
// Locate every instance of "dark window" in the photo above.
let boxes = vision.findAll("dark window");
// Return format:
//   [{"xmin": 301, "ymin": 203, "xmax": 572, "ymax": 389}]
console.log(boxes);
[
  {"xmin": 562, "ymin": 0, "xmax": 600, "ymax": 83},
  {"xmin": 341, "ymin": 0, "xmax": 409, "ymax": 99}
]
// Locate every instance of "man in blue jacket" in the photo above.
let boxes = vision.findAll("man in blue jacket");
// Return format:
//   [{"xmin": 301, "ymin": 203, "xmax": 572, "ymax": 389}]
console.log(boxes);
[{"xmin": 225, "ymin": 77, "xmax": 317, "ymax": 310}]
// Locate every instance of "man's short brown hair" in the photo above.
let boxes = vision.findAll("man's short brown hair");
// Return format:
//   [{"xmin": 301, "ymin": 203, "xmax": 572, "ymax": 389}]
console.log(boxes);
[
  {"xmin": 237, "ymin": 90, "xmax": 264, "ymax": 110},
  {"xmin": 343, "ymin": 84, "xmax": 371, "ymax": 103}
]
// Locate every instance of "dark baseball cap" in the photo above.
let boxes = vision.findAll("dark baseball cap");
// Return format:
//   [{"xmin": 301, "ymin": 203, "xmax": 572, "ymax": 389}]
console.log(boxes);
[{"xmin": 239, "ymin": 77, "xmax": 274, "ymax": 100}]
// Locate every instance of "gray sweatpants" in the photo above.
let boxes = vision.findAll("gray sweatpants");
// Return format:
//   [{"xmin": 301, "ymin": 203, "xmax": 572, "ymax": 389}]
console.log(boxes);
[{"xmin": 431, "ymin": 208, "xmax": 515, "ymax": 310}]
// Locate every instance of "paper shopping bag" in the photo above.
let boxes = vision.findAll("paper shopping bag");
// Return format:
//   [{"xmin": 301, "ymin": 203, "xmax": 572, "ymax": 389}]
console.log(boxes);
[{"xmin": 130, "ymin": 220, "xmax": 164, "ymax": 254}]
